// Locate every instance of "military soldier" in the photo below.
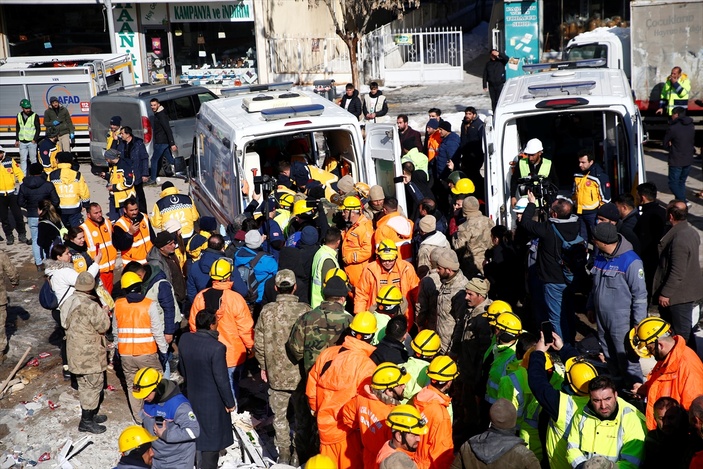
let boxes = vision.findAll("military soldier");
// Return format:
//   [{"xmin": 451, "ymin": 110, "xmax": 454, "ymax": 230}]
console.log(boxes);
[
  {"xmin": 255, "ymin": 269, "xmax": 311, "ymax": 465},
  {"xmin": 452, "ymin": 196, "xmax": 495, "ymax": 275},
  {"xmin": 0, "ymin": 249, "xmax": 19, "ymax": 364}
]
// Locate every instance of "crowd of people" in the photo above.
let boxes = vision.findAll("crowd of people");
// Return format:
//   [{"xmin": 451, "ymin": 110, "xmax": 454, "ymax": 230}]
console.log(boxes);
[{"xmin": 1, "ymin": 93, "xmax": 702, "ymax": 469}]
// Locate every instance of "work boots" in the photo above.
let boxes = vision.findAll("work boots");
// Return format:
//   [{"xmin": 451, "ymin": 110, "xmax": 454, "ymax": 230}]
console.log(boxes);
[
  {"xmin": 78, "ymin": 409, "xmax": 106, "ymax": 434},
  {"xmin": 93, "ymin": 409, "xmax": 108, "ymax": 424}
]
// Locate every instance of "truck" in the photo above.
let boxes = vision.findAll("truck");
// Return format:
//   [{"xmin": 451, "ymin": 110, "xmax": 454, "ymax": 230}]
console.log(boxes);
[
  {"xmin": 483, "ymin": 61, "xmax": 646, "ymax": 228},
  {"xmin": 190, "ymin": 83, "xmax": 407, "ymax": 231},
  {"xmin": 565, "ymin": 0, "xmax": 703, "ymax": 134},
  {"xmin": 0, "ymin": 54, "xmax": 136, "ymax": 157}
]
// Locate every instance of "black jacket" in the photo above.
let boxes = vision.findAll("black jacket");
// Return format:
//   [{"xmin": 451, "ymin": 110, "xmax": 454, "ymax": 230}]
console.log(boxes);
[
  {"xmin": 634, "ymin": 201, "xmax": 666, "ymax": 274},
  {"xmin": 663, "ymin": 115, "xmax": 695, "ymax": 167},
  {"xmin": 371, "ymin": 337, "xmax": 409, "ymax": 365},
  {"xmin": 400, "ymin": 127, "xmax": 423, "ymax": 153},
  {"xmin": 276, "ymin": 243, "xmax": 319, "ymax": 305},
  {"xmin": 619, "ymin": 209, "xmax": 641, "ymax": 256},
  {"xmin": 340, "ymin": 90, "xmax": 362, "ymax": 120},
  {"xmin": 482, "ymin": 53, "xmax": 509, "ymax": 88},
  {"xmin": 18, "ymin": 175, "xmax": 60, "ymax": 217},
  {"xmin": 151, "ymin": 107, "xmax": 176, "ymax": 146}
]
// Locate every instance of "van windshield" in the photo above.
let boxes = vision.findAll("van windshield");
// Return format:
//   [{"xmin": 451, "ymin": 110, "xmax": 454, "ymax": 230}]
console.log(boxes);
[{"xmin": 566, "ymin": 44, "xmax": 610, "ymax": 62}]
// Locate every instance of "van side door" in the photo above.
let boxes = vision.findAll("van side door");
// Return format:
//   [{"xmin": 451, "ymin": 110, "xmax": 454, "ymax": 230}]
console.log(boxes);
[{"xmin": 364, "ymin": 123, "xmax": 407, "ymax": 214}]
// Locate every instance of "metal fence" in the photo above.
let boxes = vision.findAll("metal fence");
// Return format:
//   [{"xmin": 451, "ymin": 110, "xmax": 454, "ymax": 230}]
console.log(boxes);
[{"xmin": 267, "ymin": 35, "xmax": 351, "ymax": 76}]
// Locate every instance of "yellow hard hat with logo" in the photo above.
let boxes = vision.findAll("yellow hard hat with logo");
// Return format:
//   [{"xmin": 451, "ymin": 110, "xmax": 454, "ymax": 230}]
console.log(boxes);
[
  {"xmin": 628, "ymin": 317, "xmax": 671, "ymax": 358},
  {"xmin": 426, "ymin": 355, "xmax": 459, "ymax": 382},
  {"xmin": 564, "ymin": 357, "xmax": 598, "ymax": 396},
  {"xmin": 120, "ymin": 271, "xmax": 143, "ymax": 290},
  {"xmin": 484, "ymin": 300, "xmax": 512, "ymax": 326},
  {"xmin": 376, "ymin": 239, "xmax": 398, "ymax": 261},
  {"xmin": 350, "ymin": 311, "xmax": 377, "ymax": 336},
  {"xmin": 210, "ymin": 257, "xmax": 233, "ymax": 281},
  {"xmin": 342, "ymin": 196, "xmax": 362, "ymax": 211},
  {"xmin": 118, "ymin": 425, "xmax": 158, "ymax": 454},
  {"xmin": 411, "ymin": 330, "xmax": 441, "ymax": 358},
  {"xmin": 132, "ymin": 367, "xmax": 163, "ymax": 400},
  {"xmin": 450, "ymin": 178, "xmax": 475, "ymax": 195},
  {"xmin": 371, "ymin": 362, "xmax": 411, "ymax": 390},
  {"xmin": 386, "ymin": 404, "xmax": 429, "ymax": 435},
  {"xmin": 293, "ymin": 200, "xmax": 314, "ymax": 217}
]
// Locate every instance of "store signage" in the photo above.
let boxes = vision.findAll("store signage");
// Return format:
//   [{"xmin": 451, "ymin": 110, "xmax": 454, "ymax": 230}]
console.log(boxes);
[
  {"xmin": 114, "ymin": 3, "xmax": 142, "ymax": 83},
  {"xmin": 170, "ymin": 1, "xmax": 254, "ymax": 23},
  {"xmin": 504, "ymin": 0, "xmax": 540, "ymax": 79}
]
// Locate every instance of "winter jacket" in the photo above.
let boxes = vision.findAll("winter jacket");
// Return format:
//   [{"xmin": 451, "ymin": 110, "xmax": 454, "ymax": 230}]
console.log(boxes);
[
  {"xmin": 49, "ymin": 163, "xmax": 90, "ymax": 214},
  {"xmin": 520, "ymin": 203, "xmax": 581, "ymax": 284},
  {"xmin": 453, "ymin": 213, "xmax": 494, "ymax": 274},
  {"xmin": 143, "ymin": 265, "xmax": 180, "ymax": 335},
  {"xmin": 0, "ymin": 250, "xmax": 18, "ymax": 306},
  {"xmin": 140, "ymin": 380, "xmax": 199, "ymax": 469},
  {"xmin": 340, "ymin": 90, "xmax": 363, "ymax": 120},
  {"xmin": 660, "ymin": 74, "xmax": 691, "ymax": 115},
  {"xmin": 572, "ymin": 162, "xmax": 611, "ymax": 214},
  {"xmin": 189, "ymin": 281, "xmax": 255, "ymax": 367},
  {"xmin": 417, "ymin": 231, "xmax": 450, "ymax": 269},
  {"xmin": 354, "ymin": 259, "xmax": 420, "ymax": 326},
  {"xmin": 451, "ymin": 427, "xmax": 540, "ymax": 469},
  {"xmin": 306, "ymin": 335, "xmax": 377, "ymax": 445},
  {"xmin": 178, "ymin": 330, "xmax": 235, "ymax": 452},
  {"xmin": 451, "ymin": 298, "xmax": 493, "ymax": 386},
  {"xmin": 342, "ymin": 215, "xmax": 374, "ymax": 287},
  {"xmin": 45, "ymin": 259, "xmax": 99, "ymax": 309},
  {"xmin": 482, "ymin": 53, "xmax": 509, "ymax": 88},
  {"xmin": 152, "ymin": 106, "xmax": 176, "ymax": 146},
  {"xmin": 634, "ymin": 201, "xmax": 666, "ymax": 282},
  {"xmin": 435, "ymin": 270, "xmax": 469, "ymax": 353},
  {"xmin": 435, "ymin": 132, "xmax": 461, "ymax": 181},
  {"xmin": 37, "ymin": 137, "xmax": 60, "ymax": 172},
  {"xmin": 363, "ymin": 91, "xmax": 389, "ymax": 122},
  {"xmin": 639, "ymin": 335, "xmax": 703, "ymax": 430},
  {"xmin": 151, "ymin": 186, "xmax": 199, "ymax": 238},
  {"xmin": 663, "ymin": 115, "xmax": 695, "ymax": 167},
  {"xmin": 400, "ymin": 127, "xmax": 423, "ymax": 153},
  {"xmin": 62, "ymin": 290, "xmax": 110, "ymax": 375},
  {"xmin": 18, "ymin": 174, "xmax": 59, "ymax": 217},
  {"xmin": 115, "ymin": 456, "xmax": 151, "ymax": 468},
  {"xmin": 619, "ymin": 209, "xmax": 641, "ymax": 256},
  {"xmin": 37, "ymin": 219, "xmax": 62, "ymax": 259},
  {"xmin": 43, "ymin": 105, "xmax": 74, "ymax": 137},
  {"xmin": 371, "ymin": 336, "xmax": 409, "ymax": 365},
  {"xmin": 117, "ymin": 137, "xmax": 149, "ymax": 181},
  {"xmin": 107, "ymin": 157, "xmax": 136, "ymax": 208},
  {"xmin": 653, "ymin": 220, "xmax": 703, "ymax": 305},
  {"xmin": 0, "ymin": 157, "xmax": 23, "ymax": 194},
  {"xmin": 278, "ymin": 244, "xmax": 318, "ymax": 306},
  {"xmin": 147, "ymin": 247, "xmax": 184, "ymax": 301},
  {"xmin": 412, "ymin": 385, "xmax": 454, "ymax": 469},
  {"xmin": 416, "ymin": 271, "xmax": 441, "ymax": 331},
  {"xmin": 186, "ymin": 248, "xmax": 247, "ymax": 302},
  {"xmin": 233, "ymin": 246, "xmax": 278, "ymax": 304}
]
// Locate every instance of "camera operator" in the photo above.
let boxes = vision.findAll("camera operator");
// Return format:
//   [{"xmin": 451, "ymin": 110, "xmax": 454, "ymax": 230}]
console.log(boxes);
[
  {"xmin": 519, "ymin": 191, "xmax": 580, "ymax": 345},
  {"xmin": 510, "ymin": 138, "xmax": 559, "ymax": 207}
]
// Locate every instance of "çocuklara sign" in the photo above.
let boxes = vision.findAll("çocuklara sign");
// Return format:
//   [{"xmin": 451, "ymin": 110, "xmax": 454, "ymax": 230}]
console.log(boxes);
[{"xmin": 170, "ymin": 1, "xmax": 254, "ymax": 22}]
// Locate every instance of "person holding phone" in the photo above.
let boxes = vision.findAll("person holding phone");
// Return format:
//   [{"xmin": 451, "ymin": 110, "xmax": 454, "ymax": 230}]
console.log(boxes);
[{"xmin": 113, "ymin": 197, "xmax": 155, "ymax": 265}]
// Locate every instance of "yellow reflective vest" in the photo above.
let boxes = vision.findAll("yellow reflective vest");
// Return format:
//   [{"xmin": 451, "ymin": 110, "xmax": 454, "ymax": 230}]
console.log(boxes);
[{"xmin": 0, "ymin": 158, "xmax": 24, "ymax": 194}]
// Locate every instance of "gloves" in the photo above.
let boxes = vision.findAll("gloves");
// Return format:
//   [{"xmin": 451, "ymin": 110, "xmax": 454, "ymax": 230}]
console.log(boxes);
[
  {"xmin": 52, "ymin": 120, "xmax": 60, "ymax": 126},
  {"xmin": 69, "ymin": 133, "xmax": 75, "ymax": 140},
  {"xmin": 158, "ymin": 351, "xmax": 169, "ymax": 370}
]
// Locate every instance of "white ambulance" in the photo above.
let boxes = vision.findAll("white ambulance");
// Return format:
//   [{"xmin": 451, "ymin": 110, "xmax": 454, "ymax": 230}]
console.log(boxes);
[
  {"xmin": 483, "ymin": 60, "xmax": 647, "ymax": 229},
  {"xmin": 190, "ymin": 83, "xmax": 406, "ymax": 229}
]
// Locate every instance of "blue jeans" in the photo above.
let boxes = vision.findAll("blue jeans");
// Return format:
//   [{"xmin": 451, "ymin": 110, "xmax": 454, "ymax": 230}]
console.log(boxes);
[
  {"xmin": 28, "ymin": 217, "xmax": 41, "ymax": 265},
  {"xmin": 18, "ymin": 141, "xmax": 37, "ymax": 175},
  {"xmin": 150, "ymin": 143, "xmax": 174, "ymax": 181},
  {"xmin": 227, "ymin": 365, "xmax": 242, "ymax": 411},
  {"xmin": 668, "ymin": 165, "xmax": 691, "ymax": 201},
  {"xmin": 543, "ymin": 282, "xmax": 575, "ymax": 344}
]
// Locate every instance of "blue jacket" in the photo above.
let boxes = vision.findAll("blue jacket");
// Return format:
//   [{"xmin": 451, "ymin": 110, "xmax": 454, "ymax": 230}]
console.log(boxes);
[
  {"xmin": 435, "ymin": 132, "xmax": 461, "ymax": 180},
  {"xmin": 186, "ymin": 249, "xmax": 247, "ymax": 303},
  {"xmin": 118, "ymin": 136, "xmax": 149, "ymax": 181},
  {"xmin": 233, "ymin": 246, "xmax": 278, "ymax": 304}
]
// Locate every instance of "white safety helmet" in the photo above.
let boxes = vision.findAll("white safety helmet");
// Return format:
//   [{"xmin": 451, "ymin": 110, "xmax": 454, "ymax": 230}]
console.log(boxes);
[
  {"xmin": 523, "ymin": 138, "xmax": 544, "ymax": 155},
  {"xmin": 513, "ymin": 197, "xmax": 529, "ymax": 213}
]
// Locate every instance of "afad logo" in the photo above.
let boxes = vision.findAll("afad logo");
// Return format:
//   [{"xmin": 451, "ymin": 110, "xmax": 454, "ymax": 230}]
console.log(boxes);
[{"xmin": 45, "ymin": 85, "xmax": 82, "ymax": 108}]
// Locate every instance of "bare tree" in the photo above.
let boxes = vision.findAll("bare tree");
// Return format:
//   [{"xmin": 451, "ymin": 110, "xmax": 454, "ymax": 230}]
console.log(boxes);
[{"xmin": 314, "ymin": 0, "xmax": 418, "ymax": 87}]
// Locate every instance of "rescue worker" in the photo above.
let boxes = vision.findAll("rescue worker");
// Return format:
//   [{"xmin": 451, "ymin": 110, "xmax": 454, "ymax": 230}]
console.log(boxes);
[
  {"xmin": 62, "ymin": 271, "xmax": 110, "ymax": 434},
  {"xmin": 566, "ymin": 376, "xmax": 646, "ymax": 468},
  {"xmin": 103, "ymin": 149, "xmax": 136, "ymax": 219},
  {"xmin": 255, "ymin": 270, "xmax": 311, "ymax": 465},
  {"xmin": 0, "ymin": 146, "xmax": 28, "ymax": 245},
  {"xmin": 151, "ymin": 181, "xmax": 199, "ymax": 239},
  {"xmin": 113, "ymin": 197, "xmax": 155, "ymax": 265},
  {"xmin": 43, "ymin": 95, "xmax": 74, "ymax": 152},
  {"xmin": 509, "ymin": 138, "xmax": 559, "ymax": 207},
  {"xmin": 80, "ymin": 203, "xmax": 117, "ymax": 294},
  {"xmin": 341, "ymin": 362, "xmax": 409, "ymax": 469},
  {"xmin": 425, "ymin": 120, "xmax": 441, "ymax": 165},
  {"xmin": 116, "ymin": 425, "xmax": 158, "ymax": 469},
  {"xmin": 185, "ymin": 216, "xmax": 217, "ymax": 262},
  {"xmin": 118, "ymin": 126, "xmax": 150, "ymax": 213},
  {"xmin": 369, "ymin": 286, "xmax": 405, "ymax": 345},
  {"xmin": 306, "ymin": 311, "xmax": 378, "ymax": 469},
  {"xmin": 273, "ymin": 192, "xmax": 294, "ymax": 234},
  {"xmin": 189, "ymin": 258, "xmax": 254, "ymax": 410},
  {"xmin": 133, "ymin": 367, "xmax": 200, "ymax": 469},
  {"xmin": 37, "ymin": 126, "xmax": 61, "ymax": 174},
  {"xmin": 572, "ymin": 149, "xmax": 611, "ymax": 238},
  {"xmin": 310, "ymin": 228, "xmax": 342, "ymax": 308},
  {"xmin": 485, "ymin": 312, "xmax": 522, "ymax": 405},
  {"xmin": 106, "ymin": 116, "xmax": 123, "ymax": 150},
  {"xmin": 416, "ymin": 215, "xmax": 450, "ymax": 270},
  {"xmin": 403, "ymin": 329, "xmax": 441, "ymax": 401},
  {"xmin": 341, "ymin": 196, "xmax": 374, "ymax": 288},
  {"xmin": 14, "ymin": 99, "xmax": 40, "ymax": 175},
  {"xmin": 452, "ymin": 196, "xmax": 494, "ymax": 275},
  {"xmin": 377, "ymin": 404, "xmax": 428, "ymax": 468},
  {"xmin": 113, "ymin": 271, "xmax": 167, "ymax": 423},
  {"xmin": 49, "ymin": 152, "xmax": 90, "ymax": 228},
  {"xmin": 412, "ymin": 355, "xmax": 457, "ymax": 469},
  {"xmin": 656, "ymin": 66, "xmax": 691, "ymax": 116},
  {"xmin": 630, "ymin": 317, "xmax": 703, "ymax": 430},
  {"xmin": 374, "ymin": 197, "xmax": 414, "ymax": 263},
  {"xmin": 355, "ymin": 240, "xmax": 419, "ymax": 328},
  {"xmin": 435, "ymin": 249, "xmax": 469, "ymax": 353}
]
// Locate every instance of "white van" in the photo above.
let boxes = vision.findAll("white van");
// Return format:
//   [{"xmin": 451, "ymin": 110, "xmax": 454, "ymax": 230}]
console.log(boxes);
[
  {"xmin": 190, "ymin": 83, "xmax": 405, "ymax": 228},
  {"xmin": 483, "ymin": 61, "xmax": 647, "ymax": 229}
]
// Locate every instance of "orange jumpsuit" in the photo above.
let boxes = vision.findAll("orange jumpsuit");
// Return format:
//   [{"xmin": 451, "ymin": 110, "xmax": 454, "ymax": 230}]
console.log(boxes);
[
  {"xmin": 342, "ymin": 215, "xmax": 374, "ymax": 288},
  {"xmin": 354, "ymin": 259, "xmax": 419, "ymax": 329},
  {"xmin": 306, "ymin": 335, "xmax": 377, "ymax": 469},
  {"xmin": 412, "ymin": 386, "xmax": 453, "ymax": 469},
  {"xmin": 374, "ymin": 213, "xmax": 414, "ymax": 263}
]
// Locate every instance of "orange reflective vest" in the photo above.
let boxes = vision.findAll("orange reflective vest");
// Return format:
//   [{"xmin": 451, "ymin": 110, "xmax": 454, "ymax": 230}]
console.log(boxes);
[
  {"xmin": 426, "ymin": 132, "xmax": 442, "ymax": 162},
  {"xmin": 342, "ymin": 215, "xmax": 374, "ymax": 288},
  {"xmin": 80, "ymin": 218, "xmax": 117, "ymax": 273},
  {"xmin": 115, "ymin": 215, "xmax": 153, "ymax": 264},
  {"xmin": 114, "ymin": 297, "xmax": 156, "ymax": 356},
  {"xmin": 354, "ymin": 259, "xmax": 419, "ymax": 328},
  {"xmin": 412, "ymin": 386, "xmax": 454, "ymax": 469}
]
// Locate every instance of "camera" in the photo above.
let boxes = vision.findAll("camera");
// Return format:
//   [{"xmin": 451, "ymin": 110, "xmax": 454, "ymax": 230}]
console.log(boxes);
[
  {"xmin": 253, "ymin": 175, "xmax": 277, "ymax": 194},
  {"xmin": 517, "ymin": 175, "xmax": 556, "ymax": 203}
]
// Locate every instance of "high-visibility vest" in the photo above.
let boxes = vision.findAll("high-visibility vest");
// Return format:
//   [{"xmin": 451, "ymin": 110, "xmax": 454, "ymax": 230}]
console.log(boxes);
[
  {"xmin": 519, "ymin": 157, "xmax": 552, "ymax": 178},
  {"xmin": 310, "ymin": 244, "xmax": 340, "ymax": 308},
  {"xmin": 546, "ymin": 393, "xmax": 590, "ymax": 469},
  {"xmin": 485, "ymin": 342, "xmax": 516, "ymax": 403},
  {"xmin": 114, "ymin": 297, "xmax": 156, "ymax": 356},
  {"xmin": 80, "ymin": 218, "xmax": 117, "ymax": 273},
  {"xmin": 17, "ymin": 112, "xmax": 38, "ymax": 142},
  {"xmin": 115, "ymin": 215, "xmax": 153, "ymax": 264},
  {"xmin": 500, "ymin": 364, "xmax": 544, "ymax": 460}
]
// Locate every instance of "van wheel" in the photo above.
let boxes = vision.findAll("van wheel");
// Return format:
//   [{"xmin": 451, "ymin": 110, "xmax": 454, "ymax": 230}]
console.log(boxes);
[{"xmin": 160, "ymin": 156, "xmax": 174, "ymax": 177}]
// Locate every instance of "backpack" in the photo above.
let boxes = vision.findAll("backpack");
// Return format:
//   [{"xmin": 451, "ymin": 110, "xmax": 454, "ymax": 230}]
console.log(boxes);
[
  {"xmin": 551, "ymin": 224, "xmax": 587, "ymax": 284},
  {"xmin": 236, "ymin": 252, "xmax": 266, "ymax": 304},
  {"xmin": 39, "ymin": 277, "xmax": 72, "ymax": 310}
]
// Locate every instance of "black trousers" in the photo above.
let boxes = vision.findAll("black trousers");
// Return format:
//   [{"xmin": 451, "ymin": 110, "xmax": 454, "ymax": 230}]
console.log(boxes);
[
  {"xmin": 134, "ymin": 183, "xmax": 147, "ymax": 214},
  {"xmin": 197, "ymin": 451, "xmax": 219, "ymax": 469},
  {"xmin": 488, "ymin": 83, "xmax": 504, "ymax": 111},
  {"xmin": 0, "ymin": 193, "xmax": 26, "ymax": 236}
]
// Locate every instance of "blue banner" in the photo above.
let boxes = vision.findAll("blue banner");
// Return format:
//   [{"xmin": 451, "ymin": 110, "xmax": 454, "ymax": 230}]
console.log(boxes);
[{"xmin": 504, "ymin": 0, "xmax": 540, "ymax": 79}]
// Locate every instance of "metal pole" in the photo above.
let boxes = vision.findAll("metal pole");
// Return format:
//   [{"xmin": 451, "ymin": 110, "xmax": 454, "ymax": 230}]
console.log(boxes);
[{"xmin": 104, "ymin": 0, "xmax": 118, "ymax": 54}]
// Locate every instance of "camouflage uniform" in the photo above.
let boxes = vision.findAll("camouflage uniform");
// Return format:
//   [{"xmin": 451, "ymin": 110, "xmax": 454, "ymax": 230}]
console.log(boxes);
[
  {"xmin": 0, "ymin": 250, "xmax": 19, "ymax": 361},
  {"xmin": 63, "ymin": 290, "xmax": 111, "ymax": 410},
  {"xmin": 452, "ymin": 214, "xmax": 495, "ymax": 273},
  {"xmin": 254, "ymin": 291, "xmax": 311, "ymax": 456},
  {"xmin": 436, "ymin": 270, "xmax": 469, "ymax": 353}
]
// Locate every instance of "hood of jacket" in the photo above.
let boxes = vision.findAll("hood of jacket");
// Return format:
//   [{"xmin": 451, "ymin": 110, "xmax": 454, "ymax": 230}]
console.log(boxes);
[
  {"xmin": 414, "ymin": 384, "xmax": 451, "ymax": 407},
  {"xmin": 143, "ymin": 264, "xmax": 166, "ymax": 290},
  {"xmin": 369, "ymin": 90, "xmax": 384, "ymax": 97},
  {"xmin": 44, "ymin": 259, "xmax": 74, "ymax": 274},
  {"xmin": 153, "ymin": 378, "xmax": 181, "ymax": 403},
  {"xmin": 468, "ymin": 427, "xmax": 525, "ymax": 464},
  {"xmin": 360, "ymin": 381, "xmax": 402, "ymax": 406},
  {"xmin": 672, "ymin": 115, "xmax": 694, "ymax": 127},
  {"xmin": 386, "ymin": 215, "xmax": 413, "ymax": 238},
  {"xmin": 23, "ymin": 174, "xmax": 49, "ymax": 190},
  {"xmin": 421, "ymin": 231, "xmax": 449, "ymax": 248},
  {"xmin": 342, "ymin": 334, "xmax": 377, "ymax": 356},
  {"xmin": 158, "ymin": 186, "xmax": 180, "ymax": 199}
]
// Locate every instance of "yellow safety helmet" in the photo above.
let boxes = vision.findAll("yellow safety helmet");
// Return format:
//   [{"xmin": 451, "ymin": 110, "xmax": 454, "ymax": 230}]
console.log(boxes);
[
  {"xmin": 278, "ymin": 193, "xmax": 295, "ymax": 209},
  {"xmin": 354, "ymin": 182, "xmax": 371, "ymax": 199},
  {"xmin": 342, "ymin": 196, "xmax": 362, "ymax": 211},
  {"xmin": 120, "ymin": 271, "xmax": 143, "ymax": 290},
  {"xmin": 426, "ymin": 355, "xmax": 459, "ymax": 382},
  {"xmin": 521, "ymin": 347, "xmax": 554, "ymax": 371},
  {"xmin": 305, "ymin": 454, "xmax": 337, "ymax": 468},
  {"xmin": 564, "ymin": 357, "xmax": 598, "ymax": 396},
  {"xmin": 386, "ymin": 404, "xmax": 429, "ymax": 435},
  {"xmin": 376, "ymin": 239, "xmax": 398, "ymax": 261},
  {"xmin": 323, "ymin": 267, "xmax": 348, "ymax": 286},
  {"xmin": 209, "ymin": 257, "xmax": 233, "ymax": 281},
  {"xmin": 628, "ymin": 317, "xmax": 671, "ymax": 358},
  {"xmin": 450, "ymin": 178, "xmax": 475, "ymax": 195},
  {"xmin": 118, "ymin": 425, "xmax": 158, "ymax": 454},
  {"xmin": 376, "ymin": 285, "xmax": 403, "ymax": 306},
  {"xmin": 410, "ymin": 330, "xmax": 441, "ymax": 358},
  {"xmin": 350, "ymin": 311, "xmax": 377, "ymax": 336},
  {"xmin": 132, "ymin": 367, "xmax": 163, "ymax": 400},
  {"xmin": 292, "ymin": 200, "xmax": 314, "ymax": 217},
  {"xmin": 494, "ymin": 312, "xmax": 522, "ymax": 336},
  {"xmin": 484, "ymin": 300, "xmax": 513, "ymax": 326},
  {"xmin": 371, "ymin": 362, "xmax": 411, "ymax": 390}
]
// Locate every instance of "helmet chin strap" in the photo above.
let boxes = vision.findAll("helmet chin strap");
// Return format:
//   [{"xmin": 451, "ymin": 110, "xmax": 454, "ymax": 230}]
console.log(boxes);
[{"xmin": 400, "ymin": 432, "xmax": 417, "ymax": 452}]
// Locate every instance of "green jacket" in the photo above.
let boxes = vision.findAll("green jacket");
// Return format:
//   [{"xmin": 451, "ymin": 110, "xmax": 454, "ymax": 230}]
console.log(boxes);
[
  {"xmin": 660, "ymin": 74, "xmax": 691, "ymax": 115},
  {"xmin": 43, "ymin": 105, "xmax": 74, "ymax": 137}
]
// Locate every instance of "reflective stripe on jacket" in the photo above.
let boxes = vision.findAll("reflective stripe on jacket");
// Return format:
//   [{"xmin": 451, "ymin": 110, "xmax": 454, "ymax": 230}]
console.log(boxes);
[
  {"xmin": 0, "ymin": 158, "xmax": 23, "ymax": 194},
  {"xmin": 17, "ymin": 112, "xmax": 38, "ymax": 142},
  {"xmin": 115, "ymin": 215, "xmax": 153, "ymax": 264},
  {"xmin": 310, "ymin": 244, "xmax": 340, "ymax": 309},
  {"xmin": 80, "ymin": 218, "xmax": 117, "ymax": 273},
  {"xmin": 49, "ymin": 163, "xmax": 90, "ymax": 212},
  {"xmin": 115, "ymin": 297, "xmax": 157, "ymax": 356},
  {"xmin": 545, "ymin": 393, "xmax": 589, "ymax": 469}
]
